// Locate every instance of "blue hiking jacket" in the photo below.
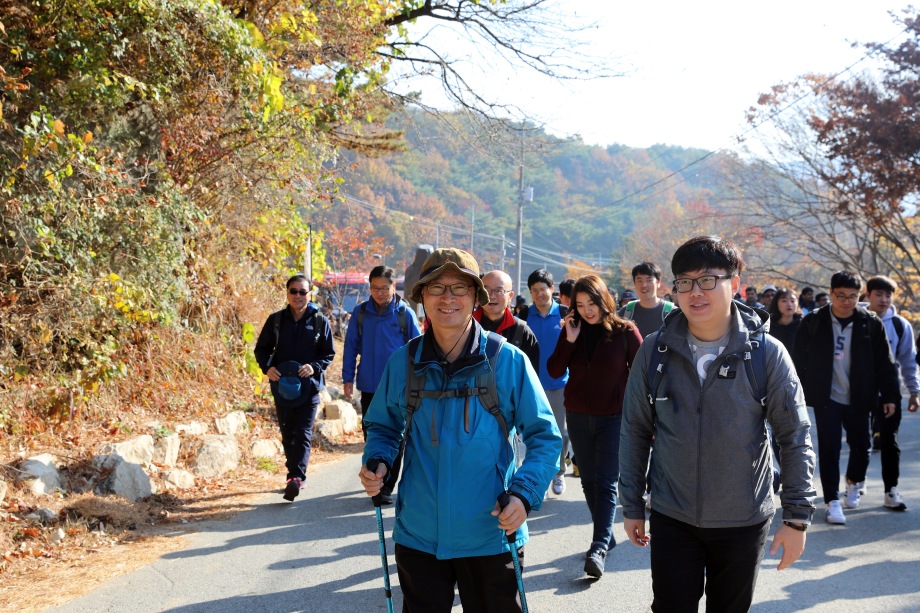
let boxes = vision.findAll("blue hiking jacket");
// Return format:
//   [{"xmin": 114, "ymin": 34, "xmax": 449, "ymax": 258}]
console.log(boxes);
[
  {"xmin": 362, "ymin": 324, "xmax": 562, "ymax": 559},
  {"xmin": 525, "ymin": 302, "xmax": 568, "ymax": 390},
  {"xmin": 343, "ymin": 297, "xmax": 422, "ymax": 393}
]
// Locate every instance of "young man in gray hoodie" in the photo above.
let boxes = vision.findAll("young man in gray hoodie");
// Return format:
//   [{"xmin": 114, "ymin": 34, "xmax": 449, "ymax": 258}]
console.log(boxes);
[{"xmin": 620, "ymin": 235, "xmax": 816, "ymax": 612}]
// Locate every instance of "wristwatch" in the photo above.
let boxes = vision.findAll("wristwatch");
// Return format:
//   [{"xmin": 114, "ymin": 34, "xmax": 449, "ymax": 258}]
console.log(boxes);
[{"xmin": 783, "ymin": 521, "xmax": 808, "ymax": 532}]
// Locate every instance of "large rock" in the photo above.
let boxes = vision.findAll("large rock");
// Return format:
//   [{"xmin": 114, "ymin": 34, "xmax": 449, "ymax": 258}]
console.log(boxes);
[
  {"xmin": 323, "ymin": 400, "xmax": 359, "ymax": 434},
  {"xmin": 325, "ymin": 385, "xmax": 340, "ymax": 399},
  {"xmin": 176, "ymin": 421, "xmax": 208, "ymax": 436},
  {"xmin": 318, "ymin": 389, "xmax": 333, "ymax": 406},
  {"xmin": 164, "ymin": 469, "xmax": 195, "ymax": 490},
  {"xmin": 94, "ymin": 455, "xmax": 155, "ymax": 501},
  {"xmin": 98, "ymin": 435, "xmax": 155, "ymax": 467},
  {"xmin": 215, "ymin": 410, "xmax": 247, "ymax": 435},
  {"xmin": 18, "ymin": 454, "xmax": 62, "ymax": 495},
  {"xmin": 191, "ymin": 435, "xmax": 240, "ymax": 478},
  {"xmin": 152, "ymin": 434, "xmax": 181, "ymax": 467},
  {"xmin": 314, "ymin": 420, "xmax": 344, "ymax": 445},
  {"xmin": 251, "ymin": 439, "xmax": 283, "ymax": 458}
]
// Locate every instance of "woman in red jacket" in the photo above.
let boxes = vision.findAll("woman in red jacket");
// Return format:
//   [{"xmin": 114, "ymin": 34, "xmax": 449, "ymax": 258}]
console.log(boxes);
[{"xmin": 547, "ymin": 274, "xmax": 642, "ymax": 579}]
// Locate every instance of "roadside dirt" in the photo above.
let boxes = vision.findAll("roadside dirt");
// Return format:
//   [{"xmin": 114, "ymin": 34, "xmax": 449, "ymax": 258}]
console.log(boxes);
[{"xmin": 3, "ymin": 440, "xmax": 363, "ymax": 613}]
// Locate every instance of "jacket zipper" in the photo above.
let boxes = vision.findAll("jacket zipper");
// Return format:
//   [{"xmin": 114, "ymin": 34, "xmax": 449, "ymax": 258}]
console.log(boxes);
[{"xmin": 695, "ymin": 351, "xmax": 739, "ymax": 527}]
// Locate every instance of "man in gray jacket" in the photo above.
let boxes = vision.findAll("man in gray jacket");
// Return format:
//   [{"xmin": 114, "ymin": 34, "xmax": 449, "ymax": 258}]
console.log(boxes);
[{"xmin": 620, "ymin": 235, "xmax": 816, "ymax": 612}]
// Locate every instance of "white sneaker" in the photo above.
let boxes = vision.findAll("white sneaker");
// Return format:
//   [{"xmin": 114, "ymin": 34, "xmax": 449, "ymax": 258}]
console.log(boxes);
[
  {"xmin": 885, "ymin": 487, "xmax": 907, "ymax": 511},
  {"xmin": 857, "ymin": 481, "xmax": 867, "ymax": 496},
  {"xmin": 552, "ymin": 475, "xmax": 566, "ymax": 495},
  {"xmin": 844, "ymin": 482, "xmax": 860, "ymax": 509},
  {"xmin": 825, "ymin": 500, "xmax": 846, "ymax": 524}
]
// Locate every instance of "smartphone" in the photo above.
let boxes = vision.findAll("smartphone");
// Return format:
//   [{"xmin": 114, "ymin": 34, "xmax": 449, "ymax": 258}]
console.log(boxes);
[{"xmin": 570, "ymin": 309, "xmax": 582, "ymax": 326}]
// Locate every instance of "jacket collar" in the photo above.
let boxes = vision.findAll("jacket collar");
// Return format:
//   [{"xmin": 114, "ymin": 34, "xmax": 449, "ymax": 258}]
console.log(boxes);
[
  {"xmin": 473, "ymin": 307, "xmax": 515, "ymax": 334},
  {"xmin": 657, "ymin": 301, "xmax": 767, "ymax": 360}
]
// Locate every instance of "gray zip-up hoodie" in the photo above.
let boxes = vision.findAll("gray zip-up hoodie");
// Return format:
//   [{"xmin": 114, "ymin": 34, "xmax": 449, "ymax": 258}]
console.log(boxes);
[{"xmin": 620, "ymin": 301, "xmax": 816, "ymax": 527}]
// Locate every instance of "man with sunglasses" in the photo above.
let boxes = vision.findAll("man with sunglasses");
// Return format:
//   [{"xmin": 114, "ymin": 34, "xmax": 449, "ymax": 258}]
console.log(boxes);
[
  {"xmin": 793, "ymin": 271, "xmax": 900, "ymax": 524},
  {"xmin": 621, "ymin": 236, "xmax": 816, "ymax": 611},
  {"xmin": 255, "ymin": 274, "xmax": 336, "ymax": 501},
  {"xmin": 343, "ymin": 265, "xmax": 422, "ymax": 504},
  {"xmin": 358, "ymin": 248, "xmax": 561, "ymax": 612}
]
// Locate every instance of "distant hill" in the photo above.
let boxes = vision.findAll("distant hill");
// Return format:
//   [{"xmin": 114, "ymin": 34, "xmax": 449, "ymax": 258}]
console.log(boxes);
[{"xmin": 333, "ymin": 108, "xmax": 743, "ymax": 285}]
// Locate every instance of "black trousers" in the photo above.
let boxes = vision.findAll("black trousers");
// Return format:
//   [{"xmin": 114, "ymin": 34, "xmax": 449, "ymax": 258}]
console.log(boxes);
[
  {"xmin": 395, "ymin": 544, "xmax": 523, "ymax": 613},
  {"xmin": 275, "ymin": 395, "xmax": 320, "ymax": 482},
  {"xmin": 874, "ymin": 399, "xmax": 903, "ymax": 492},
  {"xmin": 814, "ymin": 400, "xmax": 871, "ymax": 503},
  {"xmin": 361, "ymin": 391, "xmax": 402, "ymax": 496},
  {"xmin": 649, "ymin": 510, "xmax": 770, "ymax": 613}
]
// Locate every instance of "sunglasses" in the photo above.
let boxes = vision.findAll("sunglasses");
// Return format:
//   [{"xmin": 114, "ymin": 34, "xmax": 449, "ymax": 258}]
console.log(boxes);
[{"xmin": 288, "ymin": 288, "xmax": 309, "ymax": 296}]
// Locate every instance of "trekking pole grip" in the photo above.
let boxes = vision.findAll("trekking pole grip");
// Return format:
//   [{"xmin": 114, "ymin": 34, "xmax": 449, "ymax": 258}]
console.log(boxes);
[
  {"xmin": 497, "ymin": 492, "xmax": 517, "ymax": 544},
  {"xmin": 368, "ymin": 459, "xmax": 384, "ymax": 508}
]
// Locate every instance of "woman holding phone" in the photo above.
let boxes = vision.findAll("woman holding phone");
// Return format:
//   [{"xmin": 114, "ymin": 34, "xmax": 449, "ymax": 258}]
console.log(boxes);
[{"xmin": 547, "ymin": 275, "xmax": 643, "ymax": 578}]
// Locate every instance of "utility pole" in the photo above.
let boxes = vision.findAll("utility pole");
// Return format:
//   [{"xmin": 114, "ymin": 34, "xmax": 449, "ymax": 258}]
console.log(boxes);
[
  {"xmin": 500, "ymin": 233, "xmax": 506, "ymax": 271},
  {"xmin": 470, "ymin": 203, "xmax": 475, "ymax": 255},
  {"xmin": 435, "ymin": 222, "xmax": 440, "ymax": 250},
  {"xmin": 305, "ymin": 223, "xmax": 313, "ymax": 283},
  {"xmin": 515, "ymin": 127, "xmax": 525, "ymax": 297}
]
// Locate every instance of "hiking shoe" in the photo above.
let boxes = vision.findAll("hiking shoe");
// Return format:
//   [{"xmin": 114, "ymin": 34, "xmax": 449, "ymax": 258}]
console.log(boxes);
[
  {"xmin": 885, "ymin": 487, "xmax": 907, "ymax": 511},
  {"xmin": 844, "ymin": 482, "xmax": 860, "ymax": 509},
  {"xmin": 872, "ymin": 431, "xmax": 881, "ymax": 451},
  {"xmin": 825, "ymin": 500, "xmax": 846, "ymax": 524},
  {"xmin": 552, "ymin": 476, "xmax": 566, "ymax": 495},
  {"xmin": 572, "ymin": 464, "xmax": 580, "ymax": 478},
  {"xmin": 584, "ymin": 548, "xmax": 606, "ymax": 578},
  {"xmin": 283, "ymin": 478, "xmax": 302, "ymax": 502},
  {"xmin": 857, "ymin": 481, "xmax": 867, "ymax": 496}
]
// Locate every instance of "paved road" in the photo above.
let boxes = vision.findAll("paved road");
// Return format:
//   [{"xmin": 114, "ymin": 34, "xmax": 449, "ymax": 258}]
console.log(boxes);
[{"xmin": 51, "ymin": 409, "xmax": 920, "ymax": 612}]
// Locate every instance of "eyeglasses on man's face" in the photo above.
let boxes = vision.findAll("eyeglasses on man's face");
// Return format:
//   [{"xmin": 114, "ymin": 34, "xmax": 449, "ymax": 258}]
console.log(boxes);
[
  {"xmin": 370, "ymin": 285, "xmax": 393, "ymax": 294},
  {"xmin": 486, "ymin": 287, "xmax": 509, "ymax": 296},
  {"xmin": 425, "ymin": 283, "xmax": 472, "ymax": 297},
  {"xmin": 288, "ymin": 288, "xmax": 309, "ymax": 296},
  {"xmin": 672, "ymin": 274, "xmax": 733, "ymax": 293},
  {"xmin": 832, "ymin": 292, "xmax": 859, "ymax": 303}
]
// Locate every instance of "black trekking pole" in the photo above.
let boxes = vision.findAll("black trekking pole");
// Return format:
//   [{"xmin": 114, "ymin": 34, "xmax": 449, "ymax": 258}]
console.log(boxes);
[
  {"xmin": 367, "ymin": 460, "xmax": 395, "ymax": 613},
  {"xmin": 497, "ymin": 492, "xmax": 529, "ymax": 613}
]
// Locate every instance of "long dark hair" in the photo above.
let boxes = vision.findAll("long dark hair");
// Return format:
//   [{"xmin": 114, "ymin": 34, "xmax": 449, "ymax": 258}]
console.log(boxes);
[
  {"xmin": 768, "ymin": 287, "xmax": 803, "ymax": 322},
  {"xmin": 572, "ymin": 275, "xmax": 634, "ymax": 336}
]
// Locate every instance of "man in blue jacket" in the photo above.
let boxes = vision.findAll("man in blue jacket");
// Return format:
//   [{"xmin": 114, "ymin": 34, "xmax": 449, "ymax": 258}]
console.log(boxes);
[
  {"xmin": 343, "ymin": 265, "xmax": 422, "ymax": 504},
  {"xmin": 358, "ymin": 248, "xmax": 561, "ymax": 612}
]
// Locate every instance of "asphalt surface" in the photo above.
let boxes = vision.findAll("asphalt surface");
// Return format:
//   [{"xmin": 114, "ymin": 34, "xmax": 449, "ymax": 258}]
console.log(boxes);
[{"xmin": 50, "ymin": 408, "xmax": 920, "ymax": 612}]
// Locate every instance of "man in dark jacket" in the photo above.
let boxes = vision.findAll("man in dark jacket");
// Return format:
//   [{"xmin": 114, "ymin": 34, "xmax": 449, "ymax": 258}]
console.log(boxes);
[
  {"xmin": 474, "ymin": 270, "xmax": 539, "ymax": 371},
  {"xmin": 793, "ymin": 270, "xmax": 900, "ymax": 524},
  {"xmin": 621, "ymin": 236, "xmax": 815, "ymax": 611},
  {"xmin": 254, "ymin": 274, "xmax": 336, "ymax": 501}
]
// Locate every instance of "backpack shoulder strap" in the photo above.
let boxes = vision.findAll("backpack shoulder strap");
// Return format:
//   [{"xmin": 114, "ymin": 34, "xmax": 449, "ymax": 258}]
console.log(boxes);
[
  {"xmin": 510, "ymin": 322, "xmax": 525, "ymax": 347},
  {"xmin": 743, "ymin": 331, "xmax": 768, "ymax": 408},
  {"xmin": 267, "ymin": 309, "xmax": 284, "ymax": 367},
  {"xmin": 356, "ymin": 300, "xmax": 369, "ymax": 341},
  {"xmin": 645, "ymin": 328, "xmax": 669, "ymax": 408},
  {"xmin": 624, "ymin": 300, "xmax": 638, "ymax": 320},
  {"xmin": 661, "ymin": 301, "xmax": 674, "ymax": 319},
  {"xmin": 892, "ymin": 316, "xmax": 905, "ymax": 345},
  {"xmin": 397, "ymin": 305, "xmax": 409, "ymax": 342},
  {"xmin": 476, "ymin": 332, "xmax": 509, "ymax": 439}
]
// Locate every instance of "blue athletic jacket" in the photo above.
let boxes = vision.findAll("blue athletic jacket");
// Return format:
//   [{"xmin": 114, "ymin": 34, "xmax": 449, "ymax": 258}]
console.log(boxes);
[
  {"xmin": 525, "ymin": 302, "xmax": 568, "ymax": 390},
  {"xmin": 342, "ymin": 297, "xmax": 422, "ymax": 393},
  {"xmin": 363, "ymin": 323, "xmax": 562, "ymax": 559}
]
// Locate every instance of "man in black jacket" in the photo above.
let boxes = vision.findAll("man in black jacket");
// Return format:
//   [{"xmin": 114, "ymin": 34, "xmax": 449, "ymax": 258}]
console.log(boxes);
[
  {"xmin": 793, "ymin": 270, "xmax": 899, "ymax": 525},
  {"xmin": 473, "ymin": 270, "xmax": 540, "ymax": 371}
]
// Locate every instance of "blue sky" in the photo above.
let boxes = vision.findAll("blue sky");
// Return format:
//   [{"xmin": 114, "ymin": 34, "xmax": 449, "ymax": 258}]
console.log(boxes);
[{"xmin": 392, "ymin": 1, "xmax": 913, "ymax": 151}]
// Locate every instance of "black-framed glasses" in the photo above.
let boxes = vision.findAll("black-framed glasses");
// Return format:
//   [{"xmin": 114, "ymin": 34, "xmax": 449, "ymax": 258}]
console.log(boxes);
[
  {"xmin": 832, "ymin": 293, "xmax": 859, "ymax": 303},
  {"xmin": 486, "ymin": 288, "xmax": 509, "ymax": 296},
  {"xmin": 289, "ymin": 288, "xmax": 309, "ymax": 296},
  {"xmin": 426, "ymin": 283, "xmax": 472, "ymax": 296},
  {"xmin": 369, "ymin": 286, "xmax": 392, "ymax": 294},
  {"xmin": 673, "ymin": 274, "xmax": 732, "ymax": 293}
]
